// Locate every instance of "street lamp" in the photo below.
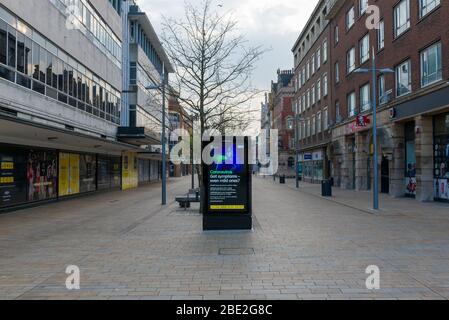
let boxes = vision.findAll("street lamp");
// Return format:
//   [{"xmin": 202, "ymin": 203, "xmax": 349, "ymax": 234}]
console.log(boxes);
[
  {"xmin": 145, "ymin": 68, "xmax": 168, "ymax": 206},
  {"xmin": 353, "ymin": 47, "xmax": 394, "ymax": 210},
  {"xmin": 190, "ymin": 112, "xmax": 199, "ymax": 190},
  {"xmin": 294, "ymin": 114, "xmax": 304, "ymax": 189}
]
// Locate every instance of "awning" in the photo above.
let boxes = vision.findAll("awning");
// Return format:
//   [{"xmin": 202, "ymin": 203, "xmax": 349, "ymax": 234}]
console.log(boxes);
[
  {"xmin": 117, "ymin": 126, "xmax": 161, "ymax": 146},
  {"xmin": 0, "ymin": 113, "xmax": 141, "ymax": 156}
]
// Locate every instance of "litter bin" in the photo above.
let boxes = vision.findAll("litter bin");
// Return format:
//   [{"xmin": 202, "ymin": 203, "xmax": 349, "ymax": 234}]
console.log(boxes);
[
  {"xmin": 322, "ymin": 180, "xmax": 332, "ymax": 197},
  {"xmin": 280, "ymin": 175, "xmax": 286, "ymax": 184}
]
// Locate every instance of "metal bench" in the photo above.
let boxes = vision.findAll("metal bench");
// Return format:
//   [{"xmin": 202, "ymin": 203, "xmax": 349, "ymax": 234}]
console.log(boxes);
[{"xmin": 176, "ymin": 189, "xmax": 200, "ymax": 209}]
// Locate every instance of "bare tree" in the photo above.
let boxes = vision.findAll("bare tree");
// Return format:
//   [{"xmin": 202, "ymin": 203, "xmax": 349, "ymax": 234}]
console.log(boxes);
[{"xmin": 161, "ymin": 0, "xmax": 265, "ymax": 136}]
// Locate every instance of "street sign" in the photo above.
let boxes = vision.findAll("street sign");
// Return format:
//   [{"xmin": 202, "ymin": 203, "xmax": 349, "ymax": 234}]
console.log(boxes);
[{"xmin": 202, "ymin": 136, "xmax": 252, "ymax": 230}]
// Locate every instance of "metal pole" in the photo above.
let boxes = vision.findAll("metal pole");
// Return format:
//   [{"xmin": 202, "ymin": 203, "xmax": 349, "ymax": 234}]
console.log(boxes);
[
  {"xmin": 161, "ymin": 71, "xmax": 167, "ymax": 206},
  {"xmin": 191, "ymin": 114, "xmax": 195, "ymax": 190},
  {"xmin": 295, "ymin": 115, "xmax": 299, "ymax": 189},
  {"xmin": 372, "ymin": 47, "xmax": 379, "ymax": 210}
]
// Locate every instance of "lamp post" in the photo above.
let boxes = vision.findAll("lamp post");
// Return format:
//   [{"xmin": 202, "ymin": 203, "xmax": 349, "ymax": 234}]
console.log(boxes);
[
  {"xmin": 190, "ymin": 112, "xmax": 199, "ymax": 190},
  {"xmin": 353, "ymin": 47, "xmax": 394, "ymax": 210},
  {"xmin": 145, "ymin": 68, "xmax": 167, "ymax": 206},
  {"xmin": 295, "ymin": 114, "xmax": 304, "ymax": 189}
]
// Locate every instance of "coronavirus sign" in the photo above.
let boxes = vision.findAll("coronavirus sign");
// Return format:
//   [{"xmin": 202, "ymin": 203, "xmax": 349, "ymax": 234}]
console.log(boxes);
[{"xmin": 202, "ymin": 136, "xmax": 252, "ymax": 230}]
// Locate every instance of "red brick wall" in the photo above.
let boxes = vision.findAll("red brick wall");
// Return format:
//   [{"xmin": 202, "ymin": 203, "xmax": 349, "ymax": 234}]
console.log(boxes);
[{"xmin": 329, "ymin": 0, "xmax": 449, "ymax": 122}]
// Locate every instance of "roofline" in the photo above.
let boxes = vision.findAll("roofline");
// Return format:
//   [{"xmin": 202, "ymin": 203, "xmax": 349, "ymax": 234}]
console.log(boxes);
[
  {"xmin": 291, "ymin": 0, "xmax": 328, "ymax": 52},
  {"xmin": 129, "ymin": 11, "xmax": 175, "ymax": 74}
]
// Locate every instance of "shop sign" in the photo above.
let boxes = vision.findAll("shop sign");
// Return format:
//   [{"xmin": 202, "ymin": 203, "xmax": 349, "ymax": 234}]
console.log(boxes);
[{"xmin": 304, "ymin": 153, "xmax": 313, "ymax": 161}]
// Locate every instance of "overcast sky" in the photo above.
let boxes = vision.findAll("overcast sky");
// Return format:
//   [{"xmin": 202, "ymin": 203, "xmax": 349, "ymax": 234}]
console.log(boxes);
[{"xmin": 137, "ymin": 0, "xmax": 319, "ymax": 133}]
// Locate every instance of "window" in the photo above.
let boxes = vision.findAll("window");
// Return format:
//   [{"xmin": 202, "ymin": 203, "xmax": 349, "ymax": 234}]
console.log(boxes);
[
  {"xmin": 311, "ymin": 115, "xmax": 316, "ymax": 135},
  {"xmin": 316, "ymin": 48, "xmax": 321, "ymax": 70},
  {"xmin": 377, "ymin": 20, "xmax": 385, "ymax": 51},
  {"xmin": 311, "ymin": 84, "xmax": 316, "ymax": 105},
  {"xmin": 347, "ymin": 47, "xmax": 356, "ymax": 73},
  {"xmin": 7, "ymin": 26, "xmax": 16, "ymax": 69},
  {"xmin": 317, "ymin": 112, "xmax": 322, "ymax": 133},
  {"xmin": 348, "ymin": 91, "xmax": 356, "ymax": 117},
  {"xmin": 335, "ymin": 25, "xmax": 339, "ymax": 44},
  {"xmin": 0, "ymin": 19, "xmax": 6, "ymax": 65},
  {"xmin": 396, "ymin": 60, "xmax": 411, "ymax": 96},
  {"xmin": 311, "ymin": 53, "xmax": 315, "ymax": 75},
  {"xmin": 323, "ymin": 39, "xmax": 328, "ymax": 62},
  {"xmin": 323, "ymin": 108, "xmax": 329, "ymax": 130},
  {"xmin": 346, "ymin": 7, "xmax": 355, "ymax": 30},
  {"xmin": 335, "ymin": 62, "xmax": 340, "ymax": 83},
  {"xmin": 306, "ymin": 60, "xmax": 310, "ymax": 80},
  {"xmin": 379, "ymin": 74, "xmax": 386, "ymax": 104},
  {"xmin": 286, "ymin": 117, "xmax": 294, "ymax": 130},
  {"xmin": 420, "ymin": 0, "xmax": 440, "ymax": 18},
  {"xmin": 360, "ymin": 34, "xmax": 370, "ymax": 64},
  {"xmin": 360, "ymin": 83, "xmax": 370, "ymax": 112},
  {"xmin": 394, "ymin": 0, "xmax": 410, "ymax": 38},
  {"xmin": 306, "ymin": 118, "xmax": 311, "ymax": 137},
  {"xmin": 421, "ymin": 42, "xmax": 442, "ymax": 87},
  {"xmin": 360, "ymin": 0, "xmax": 369, "ymax": 15},
  {"xmin": 306, "ymin": 89, "xmax": 310, "ymax": 108},
  {"xmin": 336, "ymin": 101, "xmax": 341, "ymax": 123},
  {"xmin": 317, "ymin": 79, "xmax": 321, "ymax": 101},
  {"xmin": 323, "ymin": 73, "xmax": 328, "ymax": 96}
]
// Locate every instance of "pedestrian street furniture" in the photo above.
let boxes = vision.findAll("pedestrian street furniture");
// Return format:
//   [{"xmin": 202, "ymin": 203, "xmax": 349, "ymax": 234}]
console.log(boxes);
[
  {"xmin": 176, "ymin": 188, "xmax": 200, "ymax": 210},
  {"xmin": 202, "ymin": 136, "xmax": 253, "ymax": 231}
]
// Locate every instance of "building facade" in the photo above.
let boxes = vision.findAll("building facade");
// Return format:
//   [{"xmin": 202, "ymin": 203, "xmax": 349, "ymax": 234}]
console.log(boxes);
[
  {"xmin": 326, "ymin": 0, "xmax": 449, "ymax": 202},
  {"xmin": 0, "ymin": 0, "xmax": 172, "ymax": 210},
  {"xmin": 168, "ymin": 91, "xmax": 192, "ymax": 178},
  {"xmin": 269, "ymin": 69, "xmax": 295, "ymax": 177},
  {"xmin": 292, "ymin": 0, "xmax": 332, "ymax": 183},
  {"xmin": 118, "ymin": 1, "xmax": 173, "ymax": 188}
]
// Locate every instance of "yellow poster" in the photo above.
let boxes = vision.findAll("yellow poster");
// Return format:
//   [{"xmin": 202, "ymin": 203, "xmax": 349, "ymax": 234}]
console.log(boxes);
[
  {"xmin": 58, "ymin": 153, "xmax": 70, "ymax": 197},
  {"xmin": 69, "ymin": 154, "xmax": 80, "ymax": 195},
  {"xmin": 122, "ymin": 152, "xmax": 138, "ymax": 190}
]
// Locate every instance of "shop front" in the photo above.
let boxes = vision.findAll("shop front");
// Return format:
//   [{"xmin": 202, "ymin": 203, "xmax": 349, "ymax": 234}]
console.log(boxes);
[
  {"xmin": 404, "ymin": 122, "xmax": 417, "ymax": 197},
  {"xmin": 97, "ymin": 155, "xmax": 122, "ymax": 191},
  {"xmin": 434, "ymin": 112, "xmax": 449, "ymax": 201},
  {"xmin": 0, "ymin": 145, "xmax": 57, "ymax": 208},
  {"xmin": 300, "ymin": 150, "xmax": 324, "ymax": 184}
]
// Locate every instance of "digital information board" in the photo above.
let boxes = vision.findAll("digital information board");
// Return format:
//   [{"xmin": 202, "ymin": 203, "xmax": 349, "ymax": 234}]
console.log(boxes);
[{"xmin": 202, "ymin": 136, "xmax": 252, "ymax": 231}]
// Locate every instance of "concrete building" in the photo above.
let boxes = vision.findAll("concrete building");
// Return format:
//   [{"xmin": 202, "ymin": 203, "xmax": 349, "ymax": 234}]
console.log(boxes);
[
  {"xmin": 292, "ymin": 0, "xmax": 332, "ymax": 184},
  {"xmin": 0, "ymin": 0, "xmax": 172, "ymax": 210},
  {"xmin": 269, "ymin": 69, "xmax": 295, "ymax": 177},
  {"xmin": 117, "ymin": 1, "xmax": 174, "ymax": 188},
  {"xmin": 326, "ymin": 0, "xmax": 449, "ymax": 202}
]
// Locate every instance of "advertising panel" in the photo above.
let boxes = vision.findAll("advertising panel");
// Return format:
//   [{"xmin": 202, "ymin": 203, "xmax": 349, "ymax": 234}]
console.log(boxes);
[
  {"xmin": 27, "ymin": 150, "xmax": 57, "ymax": 202},
  {"xmin": 69, "ymin": 153, "xmax": 80, "ymax": 195},
  {"xmin": 122, "ymin": 152, "xmax": 138, "ymax": 190},
  {"xmin": 58, "ymin": 152, "xmax": 70, "ymax": 197},
  {"xmin": 202, "ymin": 137, "xmax": 252, "ymax": 230},
  {"xmin": 207, "ymin": 141, "xmax": 248, "ymax": 212},
  {"xmin": 0, "ymin": 152, "xmax": 27, "ymax": 207}
]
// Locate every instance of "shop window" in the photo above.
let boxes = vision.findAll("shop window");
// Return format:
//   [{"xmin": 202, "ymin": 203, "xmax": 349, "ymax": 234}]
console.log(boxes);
[{"xmin": 434, "ymin": 113, "xmax": 449, "ymax": 200}]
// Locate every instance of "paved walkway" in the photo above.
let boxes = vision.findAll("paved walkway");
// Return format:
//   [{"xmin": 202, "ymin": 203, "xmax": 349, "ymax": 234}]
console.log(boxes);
[
  {"xmin": 1, "ymin": 176, "xmax": 449, "ymax": 300},
  {"xmin": 273, "ymin": 176, "xmax": 449, "ymax": 217}
]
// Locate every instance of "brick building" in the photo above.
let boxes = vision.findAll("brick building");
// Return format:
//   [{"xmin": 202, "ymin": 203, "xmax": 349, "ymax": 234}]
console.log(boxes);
[
  {"xmin": 292, "ymin": 0, "xmax": 332, "ymax": 183},
  {"xmin": 269, "ymin": 69, "xmax": 295, "ymax": 177},
  {"xmin": 168, "ymin": 91, "xmax": 192, "ymax": 178},
  {"xmin": 326, "ymin": 0, "xmax": 449, "ymax": 202}
]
